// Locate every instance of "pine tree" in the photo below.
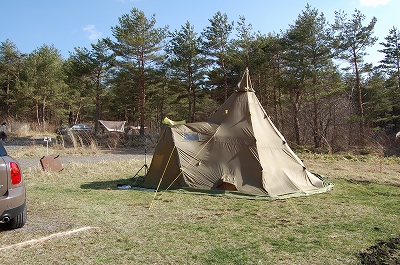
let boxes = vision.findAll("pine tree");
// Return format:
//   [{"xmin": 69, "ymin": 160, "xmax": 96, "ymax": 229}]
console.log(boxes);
[
  {"xmin": 332, "ymin": 9, "xmax": 377, "ymax": 140},
  {"xmin": 282, "ymin": 5, "xmax": 337, "ymax": 146},
  {"xmin": 0, "ymin": 39, "xmax": 26, "ymax": 118},
  {"xmin": 19, "ymin": 45, "xmax": 66, "ymax": 129},
  {"xmin": 110, "ymin": 8, "xmax": 167, "ymax": 135},
  {"xmin": 202, "ymin": 12, "xmax": 233, "ymax": 101},
  {"xmin": 165, "ymin": 21, "xmax": 205, "ymax": 122},
  {"xmin": 379, "ymin": 26, "xmax": 400, "ymax": 90}
]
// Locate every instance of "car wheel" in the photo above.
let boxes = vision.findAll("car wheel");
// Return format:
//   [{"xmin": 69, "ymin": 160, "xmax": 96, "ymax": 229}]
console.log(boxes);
[{"xmin": 7, "ymin": 203, "xmax": 27, "ymax": 229}]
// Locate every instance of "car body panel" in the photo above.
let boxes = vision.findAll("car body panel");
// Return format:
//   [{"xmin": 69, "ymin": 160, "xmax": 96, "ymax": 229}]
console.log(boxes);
[
  {"xmin": 0, "ymin": 186, "xmax": 26, "ymax": 220},
  {"xmin": 0, "ymin": 146, "xmax": 9, "ymax": 196},
  {"xmin": 57, "ymin": 124, "xmax": 92, "ymax": 135},
  {"xmin": 70, "ymin": 124, "xmax": 91, "ymax": 131},
  {"xmin": 0, "ymin": 164, "xmax": 7, "ymax": 197},
  {"xmin": 0, "ymin": 142, "xmax": 26, "ymax": 229}
]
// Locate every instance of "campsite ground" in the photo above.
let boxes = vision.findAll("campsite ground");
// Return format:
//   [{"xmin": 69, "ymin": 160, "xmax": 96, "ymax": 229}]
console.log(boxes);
[{"xmin": 0, "ymin": 141, "xmax": 399, "ymax": 264}]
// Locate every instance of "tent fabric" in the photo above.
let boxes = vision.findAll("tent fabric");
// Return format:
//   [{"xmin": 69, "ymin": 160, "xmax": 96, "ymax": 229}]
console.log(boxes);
[
  {"xmin": 141, "ymin": 69, "xmax": 333, "ymax": 199},
  {"xmin": 99, "ymin": 120, "xmax": 126, "ymax": 132},
  {"xmin": 236, "ymin": 67, "xmax": 254, "ymax": 92}
]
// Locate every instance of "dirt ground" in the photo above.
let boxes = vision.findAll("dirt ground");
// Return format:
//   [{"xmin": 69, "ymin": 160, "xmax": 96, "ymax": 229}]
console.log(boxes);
[{"xmin": 358, "ymin": 237, "xmax": 400, "ymax": 265}]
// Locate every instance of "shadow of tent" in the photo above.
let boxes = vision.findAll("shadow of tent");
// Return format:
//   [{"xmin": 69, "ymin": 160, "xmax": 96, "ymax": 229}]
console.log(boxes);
[{"xmin": 80, "ymin": 177, "xmax": 144, "ymax": 190}]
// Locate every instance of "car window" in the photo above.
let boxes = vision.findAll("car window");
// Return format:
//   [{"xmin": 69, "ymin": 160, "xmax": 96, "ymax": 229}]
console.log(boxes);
[{"xmin": 0, "ymin": 142, "xmax": 7, "ymax": 156}]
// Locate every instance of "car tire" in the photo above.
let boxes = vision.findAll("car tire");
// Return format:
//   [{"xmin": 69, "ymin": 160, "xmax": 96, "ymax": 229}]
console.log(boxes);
[{"xmin": 7, "ymin": 203, "xmax": 27, "ymax": 229}]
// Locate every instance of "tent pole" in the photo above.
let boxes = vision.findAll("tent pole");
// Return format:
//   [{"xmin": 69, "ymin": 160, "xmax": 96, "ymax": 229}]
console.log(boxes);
[{"xmin": 133, "ymin": 146, "xmax": 148, "ymax": 179}]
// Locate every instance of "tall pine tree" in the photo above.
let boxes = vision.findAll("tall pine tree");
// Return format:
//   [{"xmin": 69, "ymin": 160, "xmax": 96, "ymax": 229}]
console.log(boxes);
[
  {"xmin": 332, "ymin": 9, "xmax": 377, "ymax": 140},
  {"xmin": 110, "ymin": 8, "xmax": 167, "ymax": 135}
]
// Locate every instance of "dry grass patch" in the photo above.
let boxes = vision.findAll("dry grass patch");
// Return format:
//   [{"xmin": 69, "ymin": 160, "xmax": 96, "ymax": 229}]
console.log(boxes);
[
  {"xmin": 300, "ymin": 153, "xmax": 400, "ymax": 186},
  {"xmin": 9, "ymin": 145, "xmax": 103, "ymax": 158}
]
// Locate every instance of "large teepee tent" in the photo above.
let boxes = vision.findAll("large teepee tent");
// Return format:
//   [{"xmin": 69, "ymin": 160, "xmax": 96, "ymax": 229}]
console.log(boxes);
[{"xmin": 141, "ymin": 69, "xmax": 332, "ymax": 199}]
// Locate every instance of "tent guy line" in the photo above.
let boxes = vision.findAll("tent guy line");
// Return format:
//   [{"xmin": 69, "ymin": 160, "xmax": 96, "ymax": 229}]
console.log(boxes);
[{"xmin": 149, "ymin": 126, "xmax": 221, "ymax": 209}]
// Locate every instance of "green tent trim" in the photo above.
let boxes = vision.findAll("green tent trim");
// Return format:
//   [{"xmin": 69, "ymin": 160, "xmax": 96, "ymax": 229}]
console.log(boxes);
[
  {"xmin": 162, "ymin": 117, "xmax": 186, "ymax": 126},
  {"xmin": 142, "ymin": 174, "xmax": 334, "ymax": 201}
]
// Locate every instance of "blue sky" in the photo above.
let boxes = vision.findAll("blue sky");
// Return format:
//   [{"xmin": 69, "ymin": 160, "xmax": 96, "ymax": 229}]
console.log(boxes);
[{"xmin": 1, "ymin": 0, "xmax": 398, "ymax": 65}]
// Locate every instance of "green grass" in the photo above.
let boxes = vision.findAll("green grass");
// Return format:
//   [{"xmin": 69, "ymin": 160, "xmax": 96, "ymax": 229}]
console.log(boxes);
[{"xmin": 0, "ymin": 151, "xmax": 399, "ymax": 264}]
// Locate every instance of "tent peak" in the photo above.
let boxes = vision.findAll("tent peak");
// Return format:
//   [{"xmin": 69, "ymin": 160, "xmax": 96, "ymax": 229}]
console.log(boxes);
[{"xmin": 236, "ymin": 68, "xmax": 255, "ymax": 92}]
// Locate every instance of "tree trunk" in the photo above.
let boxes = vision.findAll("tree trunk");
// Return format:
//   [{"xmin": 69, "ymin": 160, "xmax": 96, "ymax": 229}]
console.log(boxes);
[
  {"xmin": 222, "ymin": 60, "xmax": 227, "ymax": 101},
  {"xmin": 5, "ymin": 74, "xmax": 10, "ymax": 118},
  {"xmin": 353, "ymin": 51, "xmax": 364, "ymax": 139},
  {"xmin": 192, "ymin": 84, "xmax": 196, "ymax": 122},
  {"xmin": 159, "ymin": 81, "xmax": 166, "ymax": 131},
  {"xmin": 278, "ymin": 86, "xmax": 285, "ymax": 135},
  {"xmin": 293, "ymin": 90, "xmax": 301, "ymax": 145},
  {"xmin": 139, "ymin": 51, "xmax": 146, "ymax": 136},
  {"xmin": 312, "ymin": 68, "xmax": 321, "ymax": 148},
  {"xmin": 41, "ymin": 96, "xmax": 46, "ymax": 131},
  {"xmin": 187, "ymin": 69, "xmax": 193, "ymax": 123},
  {"xmin": 313, "ymin": 92, "xmax": 321, "ymax": 148},
  {"xmin": 273, "ymin": 84, "xmax": 278, "ymax": 123},
  {"xmin": 35, "ymin": 102, "xmax": 40, "ymax": 127},
  {"xmin": 94, "ymin": 71, "xmax": 102, "ymax": 135},
  {"xmin": 68, "ymin": 110, "xmax": 73, "ymax": 125},
  {"xmin": 397, "ymin": 58, "xmax": 400, "ymax": 90},
  {"xmin": 94, "ymin": 92, "xmax": 100, "ymax": 134},
  {"xmin": 74, "ymin": 98, "xmax": 82, "ymax": 124},
  {"xmin": 191, "ymin": 65, "xmax": 196, "ymax": 122}
]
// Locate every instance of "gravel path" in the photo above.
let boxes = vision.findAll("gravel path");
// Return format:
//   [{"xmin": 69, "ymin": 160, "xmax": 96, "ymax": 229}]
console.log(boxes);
[{"xmin": 3, "ymin": 143, "xmax": 152, "ymax": 170}]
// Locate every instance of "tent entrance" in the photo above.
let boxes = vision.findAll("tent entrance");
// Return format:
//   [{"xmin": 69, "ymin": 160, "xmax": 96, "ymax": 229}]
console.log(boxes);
[{"xmin": 216, "ymin": 181, "xmax": 238, "ymax": 191}]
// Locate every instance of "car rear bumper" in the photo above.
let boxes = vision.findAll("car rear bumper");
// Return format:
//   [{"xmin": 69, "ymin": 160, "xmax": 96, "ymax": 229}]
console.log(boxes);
[{"xmin": 0, "ymin": 186, "xmax": 26, "ymax": 222}]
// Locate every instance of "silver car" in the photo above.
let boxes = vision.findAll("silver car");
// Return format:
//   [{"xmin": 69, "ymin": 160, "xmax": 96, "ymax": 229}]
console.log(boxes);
[{"xmin": 0, "ymin": 142, "xmax": 26, "ymax": 229}]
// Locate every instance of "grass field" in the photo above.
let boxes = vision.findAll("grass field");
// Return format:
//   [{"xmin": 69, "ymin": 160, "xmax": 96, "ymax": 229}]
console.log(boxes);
[{"xmin": 0, "ymin": 149, "xmax": 399, "ymax": 264}]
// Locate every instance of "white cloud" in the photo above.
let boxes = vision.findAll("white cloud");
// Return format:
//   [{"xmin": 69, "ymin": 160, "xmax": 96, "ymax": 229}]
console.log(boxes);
[
  {"xmin": 83, "ymin": 25, "xmax": 103, "ymax": 40},
  {"xmin": 360, "ymin": 0, "xmax": 389, "ymax": 6}
]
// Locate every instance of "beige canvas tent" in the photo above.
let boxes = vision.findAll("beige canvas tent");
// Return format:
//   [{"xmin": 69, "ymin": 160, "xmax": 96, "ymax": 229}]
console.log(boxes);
[
  {"xmin": 141, "ymin": 69, "xmax": 332, "ymax": 199},
  {"xmin": 99, "ymin": 120, "xmax": 126, "ymax": 133}
]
